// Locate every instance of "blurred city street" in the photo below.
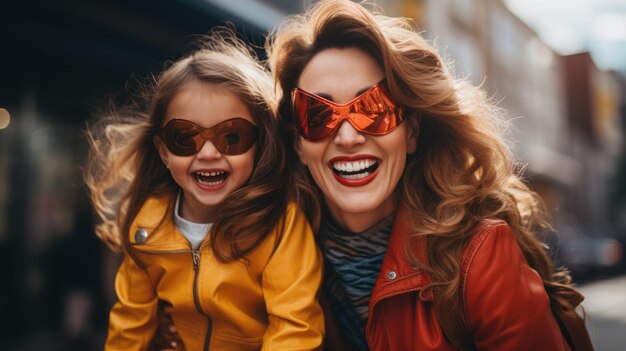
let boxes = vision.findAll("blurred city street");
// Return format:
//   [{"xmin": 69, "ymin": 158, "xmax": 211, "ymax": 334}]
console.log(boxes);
[{"xmin": 580, "ymin": 274, "xmax": 626, "ymax": 351}]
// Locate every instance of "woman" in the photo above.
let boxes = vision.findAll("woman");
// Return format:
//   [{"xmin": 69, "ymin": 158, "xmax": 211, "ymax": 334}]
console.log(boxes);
[{"xmin": 266, "ymin": 0, "xmax": 591, "ymax": 350}]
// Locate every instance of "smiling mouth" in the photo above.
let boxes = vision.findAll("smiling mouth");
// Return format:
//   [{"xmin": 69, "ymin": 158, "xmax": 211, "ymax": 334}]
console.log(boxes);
[
  {"xmin": 331, "ymin": 159, "xmax": 380, "ymax": 180},
  {"xmin": 193, "ymin": 171, "xmax": 229, "ymax": 186}
]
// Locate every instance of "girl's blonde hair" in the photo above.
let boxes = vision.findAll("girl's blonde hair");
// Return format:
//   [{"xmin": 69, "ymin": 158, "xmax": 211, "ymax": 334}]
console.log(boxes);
[
  {"xmin": 268, "ymin": 0, "xmax": 582, "ymax": 325},
  {"xmin": 86, "ymin": 28, "xmax": 289, "ymax": 262}
]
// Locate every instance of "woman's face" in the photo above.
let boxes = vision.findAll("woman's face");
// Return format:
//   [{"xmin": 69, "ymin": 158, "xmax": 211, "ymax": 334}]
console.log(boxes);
[{"xmin": 296, "ymin": 47, "xmax": 417, "ymax": 232}]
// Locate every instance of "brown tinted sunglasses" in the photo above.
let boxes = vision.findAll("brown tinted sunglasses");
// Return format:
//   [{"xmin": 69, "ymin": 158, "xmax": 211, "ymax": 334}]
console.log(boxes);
[
  {"xmin": 158, "ymin": 117, "xmax": 259, "ymax": 156},
  {"xmin": 291, "ymin": 80, "xmax": 404, "ymax": 141}
]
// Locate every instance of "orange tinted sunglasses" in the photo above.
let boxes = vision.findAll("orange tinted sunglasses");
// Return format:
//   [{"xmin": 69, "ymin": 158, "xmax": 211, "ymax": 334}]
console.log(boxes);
[
  {"xmin": 291, "ymin": 80, "xmax": 403, "ymax": 141},
  {"xmin": 158, "ymin": 117, "xmax": 259, "ymax": 156}
]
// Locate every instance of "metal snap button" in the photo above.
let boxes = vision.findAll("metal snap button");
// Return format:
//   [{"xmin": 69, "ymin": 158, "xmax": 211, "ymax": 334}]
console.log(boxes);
[
  {"xmin": 387, "ymin": 271, "xmax": 397, "ymax": 280},
  {"xmin": 135, "ymin": 228, "xmax": 149, "ymax": 243}
]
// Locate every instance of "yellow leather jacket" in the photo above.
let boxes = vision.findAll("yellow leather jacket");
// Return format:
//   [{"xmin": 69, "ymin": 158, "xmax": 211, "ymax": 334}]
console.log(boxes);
[{"xmin": 105, "ymin": 196, "xmax": 324, "ymax": 351}]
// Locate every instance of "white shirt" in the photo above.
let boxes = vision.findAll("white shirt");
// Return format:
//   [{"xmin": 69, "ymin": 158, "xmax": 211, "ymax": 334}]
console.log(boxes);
[{"xmin": 173, "ymin": 193, "xmax": 212, "ymax": 250}]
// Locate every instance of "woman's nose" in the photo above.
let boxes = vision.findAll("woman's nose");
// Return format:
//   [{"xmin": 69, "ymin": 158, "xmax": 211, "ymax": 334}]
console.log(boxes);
[{"xmin": 333, "ymin": 120, "xmax": 366, "ymax": 148}]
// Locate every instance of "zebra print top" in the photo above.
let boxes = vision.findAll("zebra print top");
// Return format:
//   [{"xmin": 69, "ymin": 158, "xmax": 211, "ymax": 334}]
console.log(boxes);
[{"xmin": 320, "ymin": 213, "xmax": 394, "ymax": 351}]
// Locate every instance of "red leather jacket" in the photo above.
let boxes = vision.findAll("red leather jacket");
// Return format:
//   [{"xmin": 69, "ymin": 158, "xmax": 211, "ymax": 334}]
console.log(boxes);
[{"xmin": 323, "ymin": 213, "xmax": 571, "ymax": 351}]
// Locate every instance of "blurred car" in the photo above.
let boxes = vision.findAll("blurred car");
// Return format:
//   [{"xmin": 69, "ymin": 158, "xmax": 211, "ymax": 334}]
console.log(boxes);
[{"xmin": 552, "ymin": 226, "xmax": 623, "ymax": 281}]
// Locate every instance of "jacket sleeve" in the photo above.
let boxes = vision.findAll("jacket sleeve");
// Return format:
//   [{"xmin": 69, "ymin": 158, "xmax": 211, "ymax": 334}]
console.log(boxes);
[
  {"xmin": 261, "ymin": 204, "xmax": 325, "ymax": 351},
  {"xmin": 105, "ymin": 252, "xmax": 159, "ymax": 351},
  {"xmin": 463, "ymin": 222, "xmax": 571, "ymax": 351}
]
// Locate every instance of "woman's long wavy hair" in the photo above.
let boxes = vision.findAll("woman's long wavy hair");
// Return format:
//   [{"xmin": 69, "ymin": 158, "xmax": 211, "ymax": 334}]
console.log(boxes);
[
  {"xmin": 85, "ymin": 29, "xmax": 288, "ymax": 262},
  {"xmin": 268, "ymin": 0, "xmax": 583, "ymax": 329}
]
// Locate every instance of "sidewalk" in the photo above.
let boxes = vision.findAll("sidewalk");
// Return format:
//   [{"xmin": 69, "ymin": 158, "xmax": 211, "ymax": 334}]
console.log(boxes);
[{"xmin": 579, "ymin": 275, "xmax": 626, "ymax": 351}]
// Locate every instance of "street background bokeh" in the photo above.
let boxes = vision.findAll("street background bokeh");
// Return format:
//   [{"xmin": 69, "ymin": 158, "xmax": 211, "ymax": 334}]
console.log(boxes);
[{"xmin": 0, "ymin": 0, "xmax": 624, "ymax": 350}]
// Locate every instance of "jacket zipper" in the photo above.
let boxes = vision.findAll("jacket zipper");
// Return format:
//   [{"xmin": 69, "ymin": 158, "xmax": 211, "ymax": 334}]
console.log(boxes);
[
  {"xmin": 192, "ymin": 247, "xmax": 212, "ymax": 351},
  {"xmin": 134, "ymin": 244, "xmax": 213, "ymax": 349}
]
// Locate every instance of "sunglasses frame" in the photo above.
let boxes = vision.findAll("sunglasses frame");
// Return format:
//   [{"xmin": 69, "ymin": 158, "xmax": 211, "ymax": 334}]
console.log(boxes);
[
  {"xmin": 158, "ymin": 117, "xmax": 259, "ymax": 156},
  {"xmin": 291, "ymin": 79, "xmax": 404, "ymax": 141}
]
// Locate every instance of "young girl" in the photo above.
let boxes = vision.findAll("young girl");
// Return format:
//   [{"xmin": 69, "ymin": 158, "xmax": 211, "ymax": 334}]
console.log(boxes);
[{"xmin": 85, "ymin": 31, "xmax": 324, "ymax": 351}]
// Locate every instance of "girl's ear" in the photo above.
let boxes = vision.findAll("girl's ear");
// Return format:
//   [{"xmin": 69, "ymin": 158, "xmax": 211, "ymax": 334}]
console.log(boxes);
[
  {"xmin": 153, "ymin": 136, "xmax": 170, "ymax": 168},
  {"xmin": 406, "ymin": 115, "xmax": 420, "ymax": 155}
]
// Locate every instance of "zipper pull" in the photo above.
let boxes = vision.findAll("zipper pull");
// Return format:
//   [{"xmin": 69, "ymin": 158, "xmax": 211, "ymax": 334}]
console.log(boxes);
[{"xmin": 192, "ymin": 249, "xmax": 200, "ymax": 271}]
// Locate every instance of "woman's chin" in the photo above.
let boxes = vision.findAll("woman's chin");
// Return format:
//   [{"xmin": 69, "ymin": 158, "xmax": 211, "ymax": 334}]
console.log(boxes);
[{"xmin": 324, "ymin": 191, "xmax": 397, "ymax": 226}]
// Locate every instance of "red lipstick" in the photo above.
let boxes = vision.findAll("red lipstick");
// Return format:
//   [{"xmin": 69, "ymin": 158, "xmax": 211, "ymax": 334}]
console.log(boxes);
[{"xmin": 328, "ymin": 155, "xmax": 381, "ymax": 187}]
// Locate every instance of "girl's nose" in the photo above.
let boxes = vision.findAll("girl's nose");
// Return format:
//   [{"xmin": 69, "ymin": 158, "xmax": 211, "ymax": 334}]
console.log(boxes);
[
  {"xmin": 333, "ymin": 120, "xmax": 366, "ymax": 149},
  {"xmin": 195, "ymin": 140, "xmax": 223, "ymax": 160}
]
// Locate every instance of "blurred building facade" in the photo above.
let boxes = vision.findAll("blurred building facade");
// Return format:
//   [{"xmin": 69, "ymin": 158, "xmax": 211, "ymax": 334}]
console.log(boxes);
[
  {"xmin": 384, "ymin": 0, "xmax": 625, "ymax": 242},
  {"xmin": 562, "ymin": 53, "xmax": 624, "ymax": 236}
]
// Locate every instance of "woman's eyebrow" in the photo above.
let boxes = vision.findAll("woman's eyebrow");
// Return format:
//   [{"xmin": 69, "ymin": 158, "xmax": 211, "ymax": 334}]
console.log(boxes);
[
  {"xmin": 316, "ymin": 93, "xmax": 333, "ymax": 101},
  {"xmin": 314, "ymin": 83, "xmax": 375, "ymax": 102},
  {"xmin": 355, "ymin": 86, "xmax": 371, "ymax": 97}
]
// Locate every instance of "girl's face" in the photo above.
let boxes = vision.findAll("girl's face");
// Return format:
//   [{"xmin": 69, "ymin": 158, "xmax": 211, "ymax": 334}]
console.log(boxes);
[
  {"xmin": 296, "ymin": 47, "xmax": 417, "ymax": 232},
  {"xmin": 155, "ymin": 81, "xmax": 256, "ymax": 223}
]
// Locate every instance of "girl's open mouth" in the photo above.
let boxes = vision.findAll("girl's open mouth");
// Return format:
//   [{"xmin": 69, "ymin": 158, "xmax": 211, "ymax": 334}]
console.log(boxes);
[{"xmin": 193, "ymin": 170, "xmax": 229, "ymax": 187}]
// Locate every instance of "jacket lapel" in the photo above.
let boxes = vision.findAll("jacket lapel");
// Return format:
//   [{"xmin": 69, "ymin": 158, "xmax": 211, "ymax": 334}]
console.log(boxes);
[
  {"xmin": 129, "ymin": 196, "xmax": 192, "ymax": 252},
  {"xmin": 369, "ymin": 206, "xmax": 431, "ymax": 304}
]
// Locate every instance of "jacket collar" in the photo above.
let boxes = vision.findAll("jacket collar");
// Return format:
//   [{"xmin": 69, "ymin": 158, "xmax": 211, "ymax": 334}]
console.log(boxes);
[
  {"xmin": 129, "ymin": 195, "xmax": 192, "ymax": 252},
  {"xmin": 369, "ymin": 206, "xmax": 433, "ymax": 305}
]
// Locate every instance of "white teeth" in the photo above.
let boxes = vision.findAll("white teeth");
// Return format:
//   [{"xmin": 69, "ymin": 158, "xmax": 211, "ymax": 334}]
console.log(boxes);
[
  {"xmin": 196, "ymin": 171, "xmax": 225, "ymax": 177},
  {"xmin": 342, "ymin": 172, "xmax": 370, "ymax": 180},
  {"xmin": 332, "ymin": 159, "xmax": 377, "ymax": 173},
  {"xmin": 196, "ymin": 178, "xmax": 224, "ymax": 186}
]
